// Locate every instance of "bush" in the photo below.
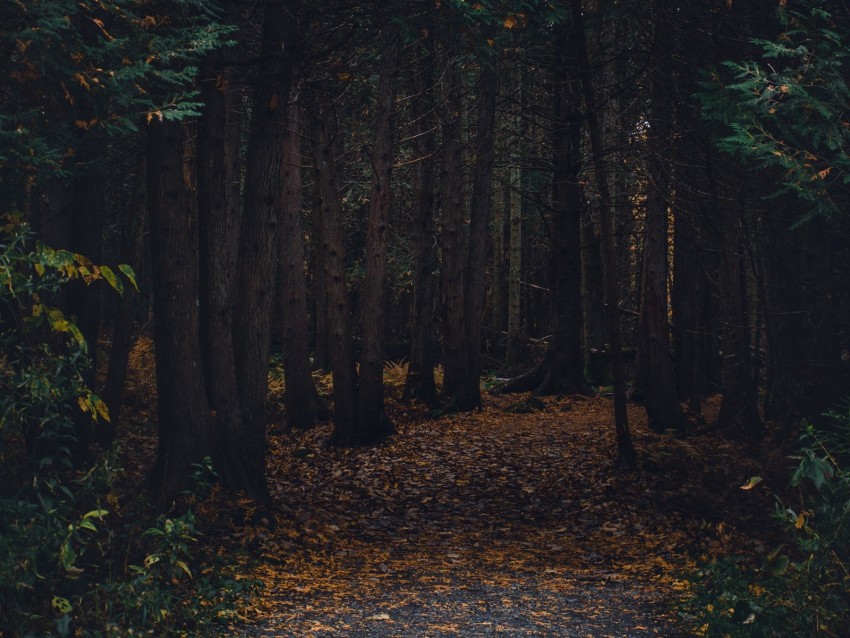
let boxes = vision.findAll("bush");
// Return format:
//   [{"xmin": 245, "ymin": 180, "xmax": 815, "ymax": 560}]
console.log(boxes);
[
  {"xmin": 0, "ymin": 217, "xmax": 257, "ymax": 637},
  {"xmin": 683, "ymin": 407, "xmax": 850, "ymax": 637}
]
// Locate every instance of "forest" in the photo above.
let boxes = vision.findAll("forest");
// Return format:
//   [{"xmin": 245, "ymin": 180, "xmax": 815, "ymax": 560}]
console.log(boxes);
[{"xmin": 1, "ymin": 0, "xmax": 849, "ymax": 636}]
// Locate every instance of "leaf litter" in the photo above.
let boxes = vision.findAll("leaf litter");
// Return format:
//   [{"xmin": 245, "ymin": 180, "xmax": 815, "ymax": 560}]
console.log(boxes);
[{"xmin": 114, "ymin": 343, "xmax": 782, "ymax": 637}]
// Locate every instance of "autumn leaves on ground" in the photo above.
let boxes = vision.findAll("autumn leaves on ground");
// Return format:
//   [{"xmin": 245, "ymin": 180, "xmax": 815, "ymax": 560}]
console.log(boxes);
[{"xmin": 119, "ymin": 340, "xmax": 777, "ymax": 638}]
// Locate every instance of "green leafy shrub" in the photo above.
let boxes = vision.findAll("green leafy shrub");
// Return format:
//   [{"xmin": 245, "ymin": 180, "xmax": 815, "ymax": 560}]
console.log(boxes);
[
  {"xmin": 0, "ymin": 219, "xmax": 257, "ymax": 637},
  {"xmin": 684, "ymin": 408, "xmax": 850, "ymax": 637}
]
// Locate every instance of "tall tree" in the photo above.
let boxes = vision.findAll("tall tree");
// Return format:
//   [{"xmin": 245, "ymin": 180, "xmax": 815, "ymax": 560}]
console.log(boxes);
[
  {"xmin": 635, "ymin": 0, "xmax": 688, "ymax": 433},
  {"xmin": 404, "ymin": 20, "xmax": 439, "ymax": 407},
  {"xmin": 279, "ymin": 101, "xmax": 329, "ymax": 429},
  {"xmin": 455, "ymin": 43, "xmax": 498, "ymax": 411},
  {"xmin": 310, "ymin": 94, "xmax": 358, "ymax": 439},
  {"xmin": 353, "ymin": 19, "xmax": 401, "ymax": 442},
  {"xmin": 571, "ymin": 0, "xmax": 636, "ymax": 468},
  {"xmin": 499, "ymin": 21, "xmax": 589, "ymax": 397},
  {"xmin": 196, "ymin": 6, "xmax": 249, "ymax": 489},
  {"xmin": 146, "ymin": 120, "xmax": 214, "ymax": 498},
  {"xmin": 232, "ymin": 0, "xmax": 298, "ymax": 501}
]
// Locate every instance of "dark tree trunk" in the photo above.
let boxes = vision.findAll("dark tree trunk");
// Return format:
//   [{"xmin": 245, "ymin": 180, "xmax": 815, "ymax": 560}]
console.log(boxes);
[
  {"xmin": 455, "ymin": 49, "xmax": 498, "ymax": 411},
  {"xmin": 438, "ymin": 27, "xmax": 466, "ymax": 403},
  {"xmin": 355, "ymin": 26, "xmax": 400, "ymax": 442},
  {"xmin": 310, "ymin": 186, "xmax": 331, "ymax": 372},
  {"xmin": 581, "ymin": 209, "xmax": 607, "ymax": 385},
  {"xmin": 571, "ymin": 0, "xmax": 636, "ymax": 469},
  {"xmin": 538, "ymin": 25, "xmax": 589, "ymax": 396},
  {"xmin": 146, "ymin": 120, "xmax": 214, "ymax": 499},
  {"xmin": 499, "ymin": 24, "xmax": 589, "ymax": 397},
  {"xmin": 196, "ymin": 31, "xmax": 255, "ymax": 492},
  {"xmin": 635, "ymin": 2, "xmax": 687, "ymax": 432},
  {"xmin": 310, "ymin": 97, "xmax": 358, "ymax": 439},
  {"xmin": 279, "ymin": 102, "xmax": 328, "ymax": 429},
  {"xmin": 232, "ymin": 1, "xmax": 296, "ymax": 502},
  {"xmin": 404, "ymin": 25, "xmax": 439, "ymax": 407}
]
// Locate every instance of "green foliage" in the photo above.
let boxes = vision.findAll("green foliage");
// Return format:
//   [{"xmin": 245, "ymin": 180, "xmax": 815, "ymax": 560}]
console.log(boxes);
[
  {"xmin": 1, "ymin": 0, "xmax": 234, "ymax": 203},
  {"xmin": 683, "ymin": 407, "xmax": 850, "ymax": 637},
  {"xmin": 0, "ymin": 220, "xmax": 257, "ymax": 636},
  {"xmin": 698, "ymin": 1, "xmax": 850, "ymax": 218}
]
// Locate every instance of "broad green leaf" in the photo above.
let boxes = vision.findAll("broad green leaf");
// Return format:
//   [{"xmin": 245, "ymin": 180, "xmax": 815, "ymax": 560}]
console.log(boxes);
[
  {"xmin": 79, "ymin": 519, "xmax": 98, "ymax": 532},
  {"xmin": 100, "ymin": 265, "xmax": 123, "ymax": 294},
  {"xmin": 119, "ymin": 263, "xmax": 139, "ymax": 291}
]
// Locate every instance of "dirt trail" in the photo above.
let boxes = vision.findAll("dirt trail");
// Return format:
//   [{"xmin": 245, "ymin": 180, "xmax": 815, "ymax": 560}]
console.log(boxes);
[{"xmin": 231, "ymin": 395, "xmax": 705, "ymax": 637}]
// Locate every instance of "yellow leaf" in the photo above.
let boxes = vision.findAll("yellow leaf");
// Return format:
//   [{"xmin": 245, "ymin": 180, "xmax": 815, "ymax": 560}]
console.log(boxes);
[
  {"xmin": 795, "ymin": 512, "xmax": 805, "ymax": 529},
  {"xmin": 504, "ymin": 14, "xmax": 517, "ymax": 29},
  {"xmin": 175, "ymin": 560, "xmax": 192, "ymax": 577},
  {"xmin": 94, "ymin": 398, "xmax": 111, "ymax": 422},
  {"xmin": 740, "ymin": 476, "xmax": 762, "ymax": 490}
]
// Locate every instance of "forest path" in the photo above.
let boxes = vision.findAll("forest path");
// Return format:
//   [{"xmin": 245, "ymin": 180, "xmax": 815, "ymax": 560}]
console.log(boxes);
[{"xmin": 230, "ymin": 393, "xmax": 717, "ymax": 637}]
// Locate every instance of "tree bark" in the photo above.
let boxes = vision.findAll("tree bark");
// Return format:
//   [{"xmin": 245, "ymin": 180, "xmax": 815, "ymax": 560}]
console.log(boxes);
[
  {"xmin": 635, "ymin": 1, "xmax": 687, "ymax": 432},
  {"xmin": 232, "ymin": 1, "xmax": 296, "ymax": 502},
  {"xmin": 355, "ymin": 24, "xmax": 401, "ymax": 442},
  {"xmin": 404, "ymin": 24, "xmax": 439, "ymax": 407},
  {"xmin": 279, "ymin": 101, "xmax": 329, "ymax": 430},
  {"xmin": 196, "ymin": 23, "xmax": 262, "ymax": 495},
  {"xmin": 438, "ymin": 26, "xmax": 466, "ymax": 403},
  {"xmin": 146, "ymin": 119, "xmax": 214, "ymax": 499},
  {"xmin": 707, "ymin": 158, "xmax": 762, "ymax": 440},
  {"xmin": 455, "ymin": 48, "xmax": 498, "ymax": 411},
  {"xmin": 504, "ymin": 78, "xmax": 523, "ymax": 368},
  {"xmin": 571, "ymin": 0, "xmax": 636, "ymax": 469},
  {"xmin": 310, "ymin": 96, "xmax": 358, "ymax": 439},
  {"xmin": 498, "ymin": 24, "xmax": 588, "ymax": 397}
]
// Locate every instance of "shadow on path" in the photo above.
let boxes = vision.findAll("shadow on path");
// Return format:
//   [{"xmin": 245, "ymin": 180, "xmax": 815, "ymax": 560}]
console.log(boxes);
[{"xmin": 235, "ymin": 395, "xmax": 694, "ymax": 637}]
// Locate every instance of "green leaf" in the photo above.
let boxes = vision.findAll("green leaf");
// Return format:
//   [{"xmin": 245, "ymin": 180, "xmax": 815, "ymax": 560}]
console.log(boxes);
[
  {"xmin": 100, "ymin": 264, "xmax": 123, "ymax": 295},
  {"xmin": 52, "ymin": 596, "xmax": 73, "ymax": 614},
  {"xmin": 83, "ymin": 509, "xmax": 108, "ymax": 520},
  {"xmin": 118, "ymin": 263, "xmax": 139, "ymax": 291}
]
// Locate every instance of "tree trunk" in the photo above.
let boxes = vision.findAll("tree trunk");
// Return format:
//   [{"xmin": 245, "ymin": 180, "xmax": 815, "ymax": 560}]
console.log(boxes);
[
  {"xmin": 707, "ymin": 159, "xmax": 762, "ymax": 440},
  {"xmin": 581, "ymin": 209, "xmax": 607, "ymax": 385},
  {"xmin": 635, "ymin": 2, "xmax": 687, "ymax": 432},
  {"xmin": 310, "ymin": 96, "xmax": 358, "ymax": 439},
  {"xmin": 279, "ymin": 102, "xmax": 328, "ymax": 430},
  {"xmin": 438, "ymin": 28, "xmax": 466, "ymax": 403},
  {"xmin": 498, "ymin": 24, "xmax": 588, "ymax": 397},
  {"xmin": 196, "ymin": 29, "xmax": 259, "ymax": 494},
  {"xmin": 232, "ymin": 1, "xmax": 296, "ymax": 502},
  {"xmin": 571, "ymin": 0, "xmax": 636, "ymax": 468},
  {"xmin": 355, "ymin": 25, "xmax": 400, "ymax": 442},
  {"xmin": 455, "ymin": 50, "xmax": 498, "ymax": 411},
  {"xmin": 146, "ymin": 120, "xmax": 214, "ymax": 499},
  {"xmin": 504, "ymin": 81, "xmax": 523, "ymax": 368},
  {"xmin": 404, "ymin": 25, "xmax": 439, "ymax": 407}
]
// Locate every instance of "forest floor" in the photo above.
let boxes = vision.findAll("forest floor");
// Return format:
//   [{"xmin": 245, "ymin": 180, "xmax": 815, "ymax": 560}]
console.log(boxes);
[{"xmin": 117, "ymin": 340, "xmax": 787, "ymax": 637}]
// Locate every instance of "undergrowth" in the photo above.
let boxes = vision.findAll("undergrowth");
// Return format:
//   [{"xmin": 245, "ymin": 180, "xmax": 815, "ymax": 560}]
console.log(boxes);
[
  {"xmin": 1, "ymin": 217, "xmax": 257, "ymax": 637},
  {"xmin": 683, "ymin": 406, "xmax": 850, "ymax": 637}
]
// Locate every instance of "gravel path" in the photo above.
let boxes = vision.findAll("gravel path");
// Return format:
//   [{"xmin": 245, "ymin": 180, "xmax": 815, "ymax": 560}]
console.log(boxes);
[{"xmin": 231, "ymin": 396, "xmax": 694, "ymax": 637}]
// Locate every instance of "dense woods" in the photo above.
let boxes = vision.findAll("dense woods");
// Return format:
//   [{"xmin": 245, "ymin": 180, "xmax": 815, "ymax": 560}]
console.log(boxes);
[{"xmin": 2, "ymin": 0, "xmax": 849, "ymax": 635}]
